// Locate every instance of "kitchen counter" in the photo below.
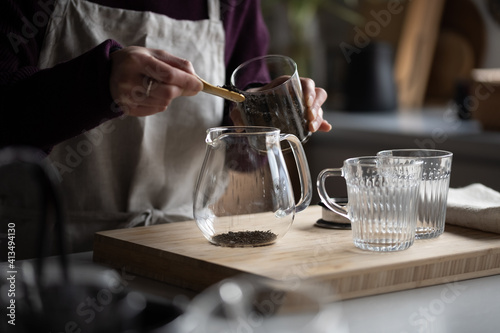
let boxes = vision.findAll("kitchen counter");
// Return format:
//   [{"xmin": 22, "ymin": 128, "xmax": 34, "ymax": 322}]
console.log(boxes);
[
  {"xmin": 125, "ymin": 260, "xmax": 500, "ymax": 333},
  {"xmin": 322, "ymin": 107, "xmax": 483, "ymax": 136},
  {"xmin": 2, "ymin": 107, "xmax": 499, "ymax": 332},
  {"xmin": 305, "ymin": 107, "xmax": 500, "ymax": 201},
  {"xmin": 2, "ymin": 245, "xmax": 499, "ymax": 332},
  {"xmin": 10, "ymin": 251, "xmax": 499, "ymax": 332}
]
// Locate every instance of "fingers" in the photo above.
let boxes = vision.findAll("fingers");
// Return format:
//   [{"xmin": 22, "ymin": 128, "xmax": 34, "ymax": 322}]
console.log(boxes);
[
  {"xmin": 117, "ymin": 80, "xmax": 192, "ymax": 116},
  {"xmin": 245, "ymin": 75, "xmax": 333, "ymax": 133},
  {"xmin": 145, "ymin": 50, "xmax": 202, "ymax": 95},
  {"xmin": 229, "ymin": 106, "xmax": 245, "ymax": 126},
  {"xmin": 300, "ymin": 77, "xmax": 331, "ymax": 132},
  {"xmin": 251, "ymin": 75, "xmax": 290, "ymax": 91},
  {"xmin": 145, "ymin": 78, "xmax": 199, "ymax": 103},
  {"xmin": 109, "ymin": 46, "xmax": 203, "ymax": 117},
  {"xmin": 149, "ymin": 49, "xmax": 197, "ymax": 74},
  {"xmin": 307, "ymin": 87, "xmax": 331, "ymax": 132}
]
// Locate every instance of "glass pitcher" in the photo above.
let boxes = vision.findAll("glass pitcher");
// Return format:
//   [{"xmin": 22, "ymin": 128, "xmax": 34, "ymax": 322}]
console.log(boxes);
[{"xmin": 193, "ymin": 126, "xmax": 312, "ymax": 247}]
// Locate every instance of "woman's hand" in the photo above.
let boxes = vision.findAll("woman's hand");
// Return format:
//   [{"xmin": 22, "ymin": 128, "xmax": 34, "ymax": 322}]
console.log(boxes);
[
  {"xmin": 230, "ymin": 76, "xmax": 331, "ymax": 133},
  {"xmin": 300, "ymin": 77, "xmax": 331, "ymax": 132},
  {"xmin": 109, "ymin": 46, "xmax": 202, "ymax": 117}
]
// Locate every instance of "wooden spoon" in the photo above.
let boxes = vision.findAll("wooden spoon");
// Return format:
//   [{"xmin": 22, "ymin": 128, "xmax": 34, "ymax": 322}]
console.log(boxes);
[{"xmin": 197, "ymin": 76, "xmax": 245, "ymax": 103}]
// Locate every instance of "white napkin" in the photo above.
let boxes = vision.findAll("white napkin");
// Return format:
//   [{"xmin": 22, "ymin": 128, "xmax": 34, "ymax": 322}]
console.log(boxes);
[{"xmin": 446, "ymin": 183, "xmax": 500, "ymax": 234}]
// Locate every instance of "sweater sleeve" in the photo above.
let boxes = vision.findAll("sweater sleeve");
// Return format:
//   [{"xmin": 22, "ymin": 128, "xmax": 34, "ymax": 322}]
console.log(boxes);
[
  {"xmin": 222, "ymin": 0, "xmax": 270, "ymax": 84},
  {"xmin": 220, "ymin": 0, "xmax": 270, "ymax": 126},
  {"xmin": 0, "ymin": 0, "xmax": 270, "ymax": 148},
  {"xmin": 0, "ymin": 1, "xmax": 124, "ymax": 153}
]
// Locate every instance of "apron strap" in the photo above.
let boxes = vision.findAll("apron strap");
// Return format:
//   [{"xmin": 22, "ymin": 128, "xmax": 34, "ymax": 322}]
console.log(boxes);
[{"xmin": 208, "ymin": 0, "xmax": 220, "ymax": 21}]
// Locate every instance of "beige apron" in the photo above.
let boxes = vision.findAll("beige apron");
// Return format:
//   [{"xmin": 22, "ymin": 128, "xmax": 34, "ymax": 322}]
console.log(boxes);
[{"xmin": 38, "ymin": 0, "xmax": 225, "ymax": 252}]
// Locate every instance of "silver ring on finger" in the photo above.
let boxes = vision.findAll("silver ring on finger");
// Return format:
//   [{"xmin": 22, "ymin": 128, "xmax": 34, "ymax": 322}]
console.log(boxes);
[{"xmin": 146, "ymin": 77, "xmax": 154, "ymax": 97}]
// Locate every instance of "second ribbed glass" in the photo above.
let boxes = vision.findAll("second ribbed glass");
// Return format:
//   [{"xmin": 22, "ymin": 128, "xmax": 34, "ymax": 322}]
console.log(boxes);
[{"xmin": 377, "ymin": 149, "xmax": 453, "ymax": 239}]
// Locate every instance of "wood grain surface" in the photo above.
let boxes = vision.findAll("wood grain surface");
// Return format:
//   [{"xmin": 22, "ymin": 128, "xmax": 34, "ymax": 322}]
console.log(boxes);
[
  {"xmin": 93, "ymin": 206, "xmax": 500, "ymax": 300},
  {"xmin": 394, "ymin": 0, "xmax": 446, "ymax": 109}
]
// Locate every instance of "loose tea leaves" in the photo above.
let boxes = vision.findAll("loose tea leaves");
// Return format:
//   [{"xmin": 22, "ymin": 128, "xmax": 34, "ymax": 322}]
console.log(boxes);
[
  {"xmin": 212, "ymin": 230, "xmax": 278, "ymax": 247},
  {"xmin": 223, "ymin": 84, "xmax": 309, "ymax": 143}
]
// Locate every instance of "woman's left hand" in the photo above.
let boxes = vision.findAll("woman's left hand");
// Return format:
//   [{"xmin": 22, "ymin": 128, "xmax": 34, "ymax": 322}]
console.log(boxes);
[
  {"xmin": 229, "ymin": 76, "xmax": 332, "ymax": 133},
  {"xmin": 300, "ymin": 77, "xmax": 331, "ymax": 132}
]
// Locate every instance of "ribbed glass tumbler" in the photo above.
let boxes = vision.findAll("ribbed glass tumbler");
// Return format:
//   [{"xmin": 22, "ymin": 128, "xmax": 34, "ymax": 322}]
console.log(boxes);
[
  {"xmin": 317, "ymin": 156, "xmax": 423, "ymax": 252},
  {"xmin": 378, "ymin": 149, "xmax": 453, "ymax": 239}
]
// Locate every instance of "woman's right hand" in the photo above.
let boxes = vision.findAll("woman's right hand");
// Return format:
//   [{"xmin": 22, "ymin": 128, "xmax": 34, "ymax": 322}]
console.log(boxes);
[{"xmin": 109, "ymin": 46, "xmax": 203, "ymax": 117}]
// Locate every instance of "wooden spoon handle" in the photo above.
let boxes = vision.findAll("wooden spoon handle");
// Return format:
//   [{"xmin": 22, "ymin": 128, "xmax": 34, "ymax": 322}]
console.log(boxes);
[{"xmin": 197, "ymin": 76, "xmax": 245, "ymax": 103}]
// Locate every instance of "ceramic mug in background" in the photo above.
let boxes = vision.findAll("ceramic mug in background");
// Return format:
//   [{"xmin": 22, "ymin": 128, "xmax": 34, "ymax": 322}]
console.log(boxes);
[
  {"xmin": 377, "ymin": 149, "xmax": 453, "ymax": 239},
  {"xmin": 317, "ymin": 156, "xmax": 423, "ymax": 252},
  {"xmin": 230, "ymin": 55, "xmax": 311, "ymax": 145}
]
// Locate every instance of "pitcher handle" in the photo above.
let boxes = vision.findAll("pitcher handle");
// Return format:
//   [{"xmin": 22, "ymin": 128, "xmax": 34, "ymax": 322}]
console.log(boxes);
[
  {"xmin": 316, "ymin": 168, "xmax": 349, "ymax": 219},
  {"xmin": 280, "ymin": 134, "xmax": 312, "ymax": 213}
]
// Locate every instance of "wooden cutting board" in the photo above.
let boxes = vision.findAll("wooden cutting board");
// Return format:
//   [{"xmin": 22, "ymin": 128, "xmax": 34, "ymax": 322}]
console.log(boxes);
[{"xmin": 93, "ymin": 206, "xmax": 500, "ymax": 301}]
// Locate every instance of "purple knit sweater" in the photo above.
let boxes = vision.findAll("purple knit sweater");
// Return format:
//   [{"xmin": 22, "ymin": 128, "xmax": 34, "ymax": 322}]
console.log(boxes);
[{"xmin": 0, "ymin": 0, "xmax": 269, "ymax": 152}]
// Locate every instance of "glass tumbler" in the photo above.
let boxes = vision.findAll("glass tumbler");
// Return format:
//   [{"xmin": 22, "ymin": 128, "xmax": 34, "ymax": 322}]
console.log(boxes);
[
  {"xmin": 230, "ymin": 55, "xmax": 311, "ymax": 145},
  {"xmin": 317, "ymin": 157, "xmax": 423, "ymax": 252},
  {"xmin": 377, "ymin": 149, "xmax": 453, "ymax": 239}
]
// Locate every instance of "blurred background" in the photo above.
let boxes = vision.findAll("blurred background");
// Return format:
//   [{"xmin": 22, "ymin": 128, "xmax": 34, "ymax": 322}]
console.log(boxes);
[
  {"xmin": 261, "ymin": 0, "xmax": 500, "ymax": 111},
  {"xmin": 260, "ymin": 0, "xmax": 500, "ymax": 200}
]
